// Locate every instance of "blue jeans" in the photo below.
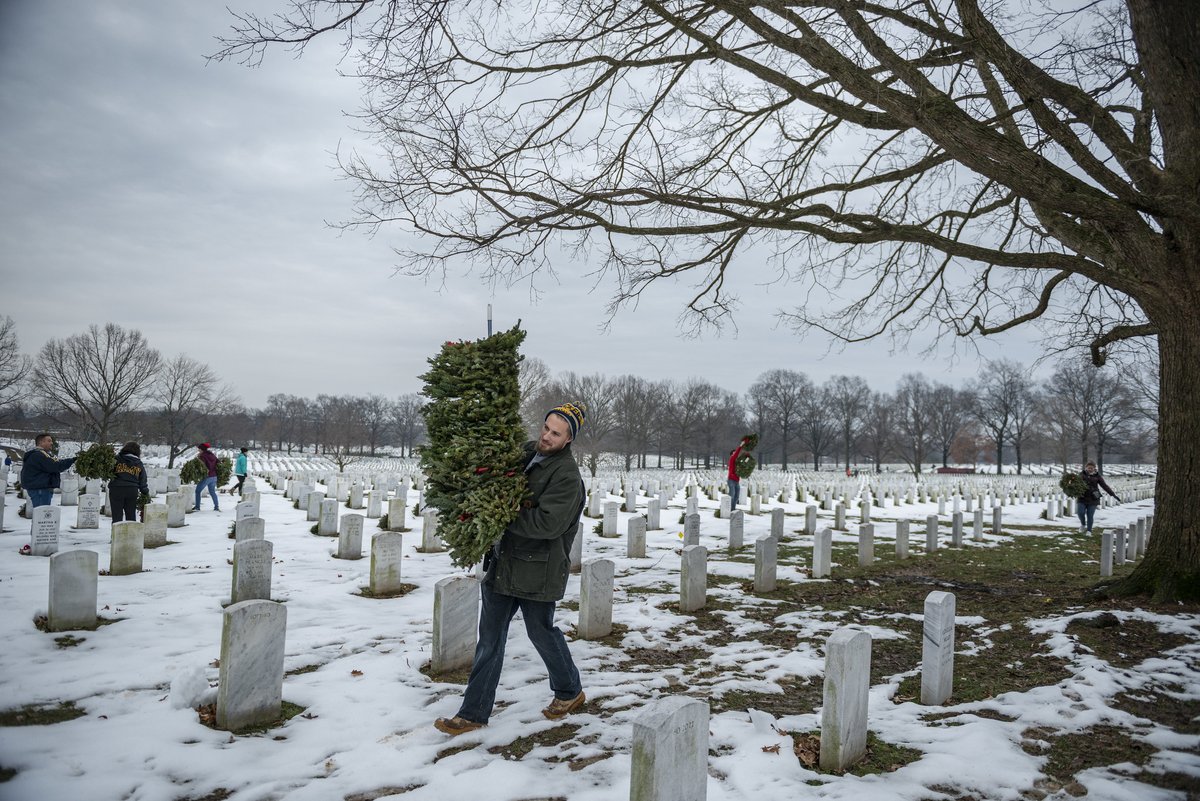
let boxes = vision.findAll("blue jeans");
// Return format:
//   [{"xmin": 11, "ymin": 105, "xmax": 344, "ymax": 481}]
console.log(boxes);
[
  {"xmin": 456, "ymin": 581, "xmax": 581, "ymax": 724},
  {"xmin": 194, "ymin": 476, "xmax": 219, "ymax": 510},
  {"xmin": 728, "ymin": 479, "xmax": 740, "ymax": 508},
  {"xmin": 27, "ymin": 489, "xmax": 54, "ymax": 508},
  {"xmin": 1076, "ymin": 501, "xmax": 1097, "ymax": 531}
]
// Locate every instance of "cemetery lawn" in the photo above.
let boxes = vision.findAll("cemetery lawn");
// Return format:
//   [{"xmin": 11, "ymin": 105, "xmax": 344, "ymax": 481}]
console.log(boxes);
[{"xmin": 0, "ymin": 478, "xmax": 1196, "ymax": 801}]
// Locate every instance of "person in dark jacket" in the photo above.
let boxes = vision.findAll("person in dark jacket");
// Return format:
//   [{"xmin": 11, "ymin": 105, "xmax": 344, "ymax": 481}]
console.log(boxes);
[
  {"xmin": 191, "ymin": 443, "xmax": 220, "ymax": 512},
  {"xmin": 19, "ymin": 434, "xmax": 77, "ymax": 509},
  {"xmin": 435, "ymin": 402, "xmax": 588, "ymax": 736},
  {"xmin": 1077, "ymin": 461, "xmax": 1120, "ymax": 534},
  {"xmin": 109, "ymin": 442, "xmax": 150, "ymax": 523}
]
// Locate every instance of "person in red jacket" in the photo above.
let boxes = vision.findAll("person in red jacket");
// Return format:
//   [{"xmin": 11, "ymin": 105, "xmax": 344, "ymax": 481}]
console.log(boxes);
[
  {"xmin": 191, "ymin": 443, "xmax": 221, "ymax": 512},
  {"xmin": 727, "ymin": 436, "xmax": 749, "ymax": 509}
]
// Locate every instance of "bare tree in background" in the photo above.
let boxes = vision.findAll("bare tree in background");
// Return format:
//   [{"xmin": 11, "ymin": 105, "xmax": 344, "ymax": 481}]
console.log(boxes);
[
  {"xmin": 30, "ymin": 323, "xmax": 161, "ymax": 444},
  {"xmin": 550, "ymin": 372, "xmax": 615, "ymax": 476},
  {"xmin": 611, "ymin": 375, "xmax": 664, "ymax": 470},
  {"xmin": 1007, "ymin": 379, "xmax": 1038, "ymax": 474},
  {"xmin": 360, "ymin": 394, "xmax": 394, "ymax": 456},
  {"xmin": 518, "ymin": 356, "xmax": 552, "ymax": 435},
  {"xmin": 796, "ymin": 384, "xmax": 834, "ymax": 470},
  {"xmin": 152, "ymin": 355, "xmax": 238, "ymax": 467},
  {"xmin": 971, "ymin": 361, "xmax": 1028, "ymax": 474},
  {"xmin": 894, "ymin": 374, "xmax": 936, "ymax": 477},
  {"xmin": 391, "ymin": 393, "xmax": 425, "ymax": 457},
  {"xmin": 0, "ymin": 316, "xmax": 30, "ymax": 414},
  {"xmin": 825, "ymin": 375, "xmax": 868, "ymax": 470},
  {"xmin": 747, "ymin": 369, "xmax": 807, "ymax": 470},
  {"xmin": 1090, "ymin": 371, "xmax": 1139, "ymax": 470},
  {"xmin": 1045, "ymin": 361, "xmax": 1099, "ymax": 466},
  {"xmin": 859, "ymin": 392, "xmax": 894, "ymax": 473},
  {"xmin": 217, "ymin": 0, "xmax": 1198, "ymax": 599},
  {"xmin": 928, "ymin": 383, "xmax": 972, "ymax": 469}
]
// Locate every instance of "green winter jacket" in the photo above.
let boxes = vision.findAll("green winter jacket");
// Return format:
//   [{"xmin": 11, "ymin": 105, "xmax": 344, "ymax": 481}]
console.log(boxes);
[{"xmin": 485, "ymin": 441, "xmax": 585, "ymax": 602}]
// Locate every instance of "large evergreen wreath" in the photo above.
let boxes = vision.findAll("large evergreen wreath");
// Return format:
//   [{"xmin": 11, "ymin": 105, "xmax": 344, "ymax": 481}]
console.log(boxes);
[
  {"xmin": 1059, "ymin": 473, "xmax": 1087, "ymax": 499},
  {"xmin": 74, "ymin": 443, "xmax": 116, "ymax": 481},
  {"xmin": 181, "ymin": 454, "xmax": 233, "ymax": 486},
  {"xmin": 734, "ymin": 433, "xmax": 759, "ymax": 478},
  {"xmin": 419, "ymin": 325, "xmax": 529, "ymax": 568}
]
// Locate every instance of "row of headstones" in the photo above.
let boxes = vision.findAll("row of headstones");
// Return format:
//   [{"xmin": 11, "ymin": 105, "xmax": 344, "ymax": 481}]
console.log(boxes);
[
  {"xmin": 42, "ymin": 518, "xmax": 288, "ymax": 730},
  {"xmin": 40, "ymin": 493, "xmax": 264, "ymax": 630},
  {"xmin": 630, "ymin": 593, "xmax": 959, "ymax": 798},
  {"xmin": 24, "ymin": 480, "xmax": 268, "ymax": 558},
  {"xmin": 428, "ymin": 569, "xmax": 958, "ymax": 798},
  {"xmin": 1099, "ymin": 516, "xmax": 1152, "ymax": 576}
]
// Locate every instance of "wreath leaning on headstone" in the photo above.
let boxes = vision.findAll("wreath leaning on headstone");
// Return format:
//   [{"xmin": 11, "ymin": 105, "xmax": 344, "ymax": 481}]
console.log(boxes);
[{"xmin": 1059, "ymin": 473, "xmax": 1087, "ymax": 499}]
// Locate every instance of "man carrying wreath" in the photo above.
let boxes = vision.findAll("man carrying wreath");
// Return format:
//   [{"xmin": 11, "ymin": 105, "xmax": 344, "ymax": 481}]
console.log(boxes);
[{"xmin": 435, "ymin": 402, "xmax": 588, "ymax": 736}]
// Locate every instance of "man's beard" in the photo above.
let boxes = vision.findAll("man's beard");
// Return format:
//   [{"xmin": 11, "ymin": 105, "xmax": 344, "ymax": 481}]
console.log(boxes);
[{"xmin": 536, "ymin": 440, "xmax": 568, "ymax": 456}]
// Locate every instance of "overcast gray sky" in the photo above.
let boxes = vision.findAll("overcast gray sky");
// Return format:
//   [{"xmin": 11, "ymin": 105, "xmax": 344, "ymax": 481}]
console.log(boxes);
[{"xmin": 0, "ymin": 1, "xmax": 1049, "ymax": 409}]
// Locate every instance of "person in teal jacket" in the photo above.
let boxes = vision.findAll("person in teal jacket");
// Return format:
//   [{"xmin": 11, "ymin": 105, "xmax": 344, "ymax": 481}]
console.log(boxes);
[
  {"xmin": 230, "ymin": 447, "xmax": 249, "ymax": 495},
  {"xmin": 435, "ymin": 402, "xmax": 588, "ymax": 736}
]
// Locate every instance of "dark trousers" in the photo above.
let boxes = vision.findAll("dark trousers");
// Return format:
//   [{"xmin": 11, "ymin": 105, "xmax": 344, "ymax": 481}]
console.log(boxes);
[
  {"xmin": 456, "ymin": 581, "xmax": 582, "ymax": 724},
  {"xmin": 233, "ymin": 474, "xmax": 247, "ymax": 494},
  {"xmin": 110, "ymin": 485, "xmax": 140, "ymax": 522}
]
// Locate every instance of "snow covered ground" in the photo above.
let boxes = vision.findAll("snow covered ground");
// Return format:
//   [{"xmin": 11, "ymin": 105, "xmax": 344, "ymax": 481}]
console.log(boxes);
[{"xmin": 0, "ymin": 469, "xmax": 1195, "ymax": 801}]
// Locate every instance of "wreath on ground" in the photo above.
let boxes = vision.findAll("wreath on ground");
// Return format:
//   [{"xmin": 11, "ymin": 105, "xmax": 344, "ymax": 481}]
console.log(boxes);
[{"xmin": 1059, "ymin": 473, "xmax": 1087, "ymax": 499}]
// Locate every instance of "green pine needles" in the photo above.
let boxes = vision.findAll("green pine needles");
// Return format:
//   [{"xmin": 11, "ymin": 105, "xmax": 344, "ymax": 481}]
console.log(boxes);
[
  {"xmin": 734, "ymin": 433, "xmax": 759, "ymax": 478},
  {"xmin": 180, "ymin": 455, "xmax": 233, "ymax": 486},
  {"xmin": 1059, "ymin": 473, "xmax": 1087, "ymax": 499},
  {"xmin": 420, "ymin": 325, "xmax": 530, "ymax": 568},
  {"xmin": 74, "ymin": 443, "xmax": 116, "ymax": 481}
]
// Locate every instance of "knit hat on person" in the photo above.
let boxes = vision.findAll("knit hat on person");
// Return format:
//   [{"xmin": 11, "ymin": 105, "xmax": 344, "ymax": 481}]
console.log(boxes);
[
  {"xmin": 546, "ymin": 402, "xmax": 586, "ymax": 441},
  {"xmin": 198, "ymin": 443, "xmax": 211, "ymax": 450}
]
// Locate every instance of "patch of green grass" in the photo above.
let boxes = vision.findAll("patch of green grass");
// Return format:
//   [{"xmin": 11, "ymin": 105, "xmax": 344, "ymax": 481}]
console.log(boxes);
[
  {"xmin": 420, "ymin": 662, "xmax": 471, "ymax": 685},
  {"xmin": 1042, "ymin": 725, "xmax": 1155, "ymax": 781},
  {"xmin": 787, "ymin": 730, "xmax": 922, "ymax": 776},
  {"xmin": 709, "ymin": 677, "xmax": 819, "ymax": 717},
  {"xmin": 0, "ymin": 701, "xmax": 86, "ymax": 726},
  {"xmin": 54, "ymin": 635, "xmax": 85, "ymax": 648},
  {"xmin": 0, "ymin": 767, "xmax": 15, "ymax": 783},
  {"xmin": 487, "ymin": 723, "xmax": 580, "ymax": 760},
  {"xmin": 174, "ymin": 789, "xmax": 233, "ymax": 801},
  {"xmin": 343, "ymin": 785, "xmax": 424, "ymax": 800},
  {"xmin": 284, "ymin": 663, "xmax": 321, "ymax": 677},
  {"xmin": 355, "ymin": 583, "xmax": 418, "ymax": 599},
  {"xmin": 1066, "ymin": 616, "xmax": 1190, "ymax": 669}
]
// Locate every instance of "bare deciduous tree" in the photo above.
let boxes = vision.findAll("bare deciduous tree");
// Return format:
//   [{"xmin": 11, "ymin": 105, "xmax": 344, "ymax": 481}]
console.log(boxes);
[
  {"xmin": 929, "ymin": 383, "xmax": 973, "ymax": 469},
  {"xmin": 796, "ymin": 385, "xmax": 835, "ymax": 470},
  {"xmin": 859, "ymin": 392, "xmax": 894, "ymax": 473},
  {"xmin": 216, "ymin": 0, "xmax": 1197, "ymax": 598},
  {"xmin": 825, "ymin": 375, "xmax": 868, "ymax": 469},
  {"xmin": 0, "ymin": 316, "xmax": 31, "ymax": 414},
  {"xmin": 391, "ymin": 393, "xmax": 425, "ymax": 457},
  {"xmin": 971, "ymin": 361, "xmax": 1032, "ymax": 475},
  {"xmin": 152, "ymin": 355, "xmax": 238, "ymax": 466},
  {"xmin": 894, "ymin": 374, "xmax": 935, "ymax": 477},
  {"xmin": 360, "ymin": 394, "xmax": 394, "ymax": 456},
  {"xmin": 747, "ymin": 369, "xmax": 808, "ymax": 470},
  {"xmin": 30, "ymin": 323, "xmax": 161, "ymax": 444}
]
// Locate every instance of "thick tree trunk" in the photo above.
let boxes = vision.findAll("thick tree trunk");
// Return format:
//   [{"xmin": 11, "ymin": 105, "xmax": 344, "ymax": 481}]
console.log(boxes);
[{"xmin": 1112, "ymin": 310, "xmax": 1200, "ymax": 601}]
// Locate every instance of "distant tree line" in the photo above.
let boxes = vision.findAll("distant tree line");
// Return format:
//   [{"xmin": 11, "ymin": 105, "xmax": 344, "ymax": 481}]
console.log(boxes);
[{"xmin": 0, "ymin": 318, "xmax": 1155, "ymax": 476}]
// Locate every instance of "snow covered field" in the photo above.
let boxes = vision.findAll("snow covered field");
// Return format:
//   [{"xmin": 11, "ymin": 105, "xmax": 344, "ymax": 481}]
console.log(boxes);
[{"xmin": 0, "ymin": 466, "xmax": 1195, "ymax": 801}]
